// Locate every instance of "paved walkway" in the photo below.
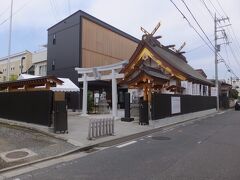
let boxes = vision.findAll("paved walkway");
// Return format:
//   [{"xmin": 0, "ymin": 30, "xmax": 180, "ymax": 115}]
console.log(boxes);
[
  {"xmin": 0, "ymin": 123, "xmax": 76, "ymax": 171},
  {"xmin": 0, "ymin": 109, "xmax": 217, "ymax": 149}
]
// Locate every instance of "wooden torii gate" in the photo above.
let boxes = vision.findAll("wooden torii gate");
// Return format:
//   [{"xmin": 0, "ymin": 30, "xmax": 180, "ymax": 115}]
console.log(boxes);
[{"xmin": 75, "ymin": 60, "xmax": 128, "ymax": 118}]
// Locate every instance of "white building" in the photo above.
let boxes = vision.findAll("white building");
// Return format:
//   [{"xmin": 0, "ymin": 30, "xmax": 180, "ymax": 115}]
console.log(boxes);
[
  {"xmin": 0, "ymin": 51, "xmax": 32, "ymax": 82},
  {"xmin": 227, "ymin": 78, "xmax": 240, "ymax": 95},
  {"xmin": 32, "ymin": 49, "xmax": 47, "ymax": 76}
]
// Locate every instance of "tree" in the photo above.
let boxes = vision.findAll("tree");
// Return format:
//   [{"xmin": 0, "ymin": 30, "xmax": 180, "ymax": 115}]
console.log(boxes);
[
  {"xmin": 229, "ymin": 89, "xmax": 239, "ymax": 99},
  {"xmin": 9, "ymin": 74, "xmax": 18, "ymax": 81}
]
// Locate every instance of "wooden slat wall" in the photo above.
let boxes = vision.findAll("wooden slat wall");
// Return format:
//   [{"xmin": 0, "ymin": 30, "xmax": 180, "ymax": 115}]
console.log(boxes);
[{"xmin": 81, "ymin": 18, "xmax": 138, "ymax": 68}]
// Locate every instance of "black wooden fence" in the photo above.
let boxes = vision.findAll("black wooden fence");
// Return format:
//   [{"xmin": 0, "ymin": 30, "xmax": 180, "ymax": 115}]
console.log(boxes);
[
  {"xmin": 0, "ymin": 91, "xmax": 53, "ymax": 126},
  {"xmin": 151, "ymin": 93, "xmax": 216, "ymax": 120}
]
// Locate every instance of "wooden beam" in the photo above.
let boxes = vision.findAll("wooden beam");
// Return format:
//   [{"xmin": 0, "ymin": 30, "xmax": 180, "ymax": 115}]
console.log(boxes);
[{"xmin": 78, "ymin": 73, "xmax": 124, "ymax": 82}]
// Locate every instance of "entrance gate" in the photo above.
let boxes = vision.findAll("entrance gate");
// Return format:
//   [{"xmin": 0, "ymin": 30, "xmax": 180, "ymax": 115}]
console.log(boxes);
[{"xmin": 75, "ymin": 61, "xmax": 128, "ymax": 118}]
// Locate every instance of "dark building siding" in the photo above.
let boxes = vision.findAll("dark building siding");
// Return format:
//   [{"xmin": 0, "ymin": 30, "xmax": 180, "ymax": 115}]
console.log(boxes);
[
  {"xmin": 47, "ymin": 14, "xmax": 81, "ymax": 85},
  {"xmin": 47, "ymin": 10, "xmax": 139, "ymax": 109}
]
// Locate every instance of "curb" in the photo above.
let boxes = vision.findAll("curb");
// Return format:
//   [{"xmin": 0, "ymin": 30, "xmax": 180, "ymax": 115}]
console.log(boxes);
[{"xmin": 0, "ymin": 109, "xmax": 228, "ymax": 174}]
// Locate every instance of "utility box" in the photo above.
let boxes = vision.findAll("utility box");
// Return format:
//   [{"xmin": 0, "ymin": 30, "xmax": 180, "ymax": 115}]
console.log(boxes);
[
  {"xmin": 53, "ymin": 92, "xmax": 68, "ymax": 133},
  {"xmin": 121, "ymin": 93, "xmax": 134, "ymax": 122},
  {"xmin": 139, "ymin": 100, "xmax": 149, "ymax": 125}
]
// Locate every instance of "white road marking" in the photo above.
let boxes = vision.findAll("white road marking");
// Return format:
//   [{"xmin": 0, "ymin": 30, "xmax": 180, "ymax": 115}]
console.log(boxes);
[
  {"xmin": 116, "ymin": 141, "xmax": 137, "ymax": 148},
  {"xmin": 140, "ymin": 139, "xmax": 144, "ymax": 141},
  {"xmin": 217, "ymin": 112, "xmax": 225, "ymax": 115},
  {"xmin": 147, "ymin": 135, "xmax": 152, "ymax": 138},
  {"xmin": 198, "ymin": 141, "xmax": 202, "ymax": 144}
]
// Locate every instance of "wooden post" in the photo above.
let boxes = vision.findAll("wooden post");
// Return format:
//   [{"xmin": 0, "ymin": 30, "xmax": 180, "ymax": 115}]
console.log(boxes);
[{"xmin": 144, "ymin": 86, "xmax": 148, "ymax": 101}]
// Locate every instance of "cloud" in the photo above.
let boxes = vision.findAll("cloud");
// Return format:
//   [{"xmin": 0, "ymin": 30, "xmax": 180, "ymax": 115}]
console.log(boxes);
[{"xmin": 0, "ymin": 0, "xmax": 239, "ymax": 79}]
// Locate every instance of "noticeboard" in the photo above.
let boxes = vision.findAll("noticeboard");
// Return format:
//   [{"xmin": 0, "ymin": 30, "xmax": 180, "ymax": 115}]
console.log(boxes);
[{"xmin": 171, "ymin": 96, "xmax": 181, "ymax": 114}]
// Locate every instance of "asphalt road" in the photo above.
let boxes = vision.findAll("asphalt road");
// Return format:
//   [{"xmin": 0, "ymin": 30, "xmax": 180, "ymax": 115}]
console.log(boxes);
[{"xmin": 11, "ymin": 110, "xmax": 240, "ymax": 180}]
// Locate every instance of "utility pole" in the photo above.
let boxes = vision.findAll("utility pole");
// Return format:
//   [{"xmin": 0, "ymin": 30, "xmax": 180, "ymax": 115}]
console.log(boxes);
[
  {"xmin": 214, "ymin": 13, "xmax": 230, "ymax": 111},
  {"xmin": 214, "ymin": 13, "xmax": 219, "ymax": 111},
  {"xmin": 7, "ymin": 0, "xmax": 13, "ymax": 81}
]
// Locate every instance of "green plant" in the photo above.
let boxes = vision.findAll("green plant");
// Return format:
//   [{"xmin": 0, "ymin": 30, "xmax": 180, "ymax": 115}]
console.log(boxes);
[
  {"xmin": 229, "ymin": 89, "xmax": 239, "ymax": 99},
  {"xmin": 9, "ymin": 74, "xmax": 18, "ymax": 81},
  {"xmin": 87, "ymin": 91, "xmax": 94, "ymax": 113}
]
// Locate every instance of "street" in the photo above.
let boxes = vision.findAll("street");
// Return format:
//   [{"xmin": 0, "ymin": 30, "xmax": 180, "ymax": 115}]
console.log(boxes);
[{"xmin": 11, "ymin": 110, "xmax": 240, "ymax": 180}]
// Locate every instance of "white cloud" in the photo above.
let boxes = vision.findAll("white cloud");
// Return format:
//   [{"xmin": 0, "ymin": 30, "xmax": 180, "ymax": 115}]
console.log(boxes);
[{"xmin": 0, "ymin": 0, "xmax": 239, "ymax": 79}]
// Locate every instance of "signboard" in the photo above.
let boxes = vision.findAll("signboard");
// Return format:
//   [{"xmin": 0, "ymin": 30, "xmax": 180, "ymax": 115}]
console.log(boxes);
[
  {"xmin": 171, "ymin": 96, "xmax": 181, "ymax": 114},
  {"xmin": 211, "ymin": 87, "xmax": 217, "ymax": 96}
]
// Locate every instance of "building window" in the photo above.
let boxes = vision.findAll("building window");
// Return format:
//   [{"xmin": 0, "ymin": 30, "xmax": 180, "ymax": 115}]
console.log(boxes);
[
  {"xmin": 39, "ymin": 65, "xmax": 47, "ymax": 76},
  {"xmin": 52, "ymin": 60, "xmax": 55, "ymax": 70},
  {"xmin": 53, "ymin": 34, "xmax": 56, "ymax": 45}
]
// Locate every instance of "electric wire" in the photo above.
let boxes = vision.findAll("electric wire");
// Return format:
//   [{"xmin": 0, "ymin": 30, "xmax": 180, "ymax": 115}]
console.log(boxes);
[
  {"xmin": 181, "ymin": 0, "xmax": 215, "ymax": 50},
  {"xmin": 0, "ymin": 6, "xmax": 10, "ymax": 19},
  {"xmin": 171, "ymin": 0, "xmax": 239, "ymax": 78},
  {"xmin": 49, "ymin": 0, "xmax": 58, "ymax": 21},
  {"xmin": 214, "ymin": 0, "xmax": 240, "ymax": 70},
  {"xmin": 207, "ymin": 0, "xmax": 222, "ymax": 17},
  {"xmin": 68, "ymin": 0, "xmax": 71, "ymax": 15},
  {"xmin": 0, "ymin": 0, "xmax": 32, "ymax": 27},
  {"xmin": 198, "ymin": 0, "xmax": 240, "ymax": 77},
  {"xmin": 223, "ymin": 41, "xmax": 230, "ymax": 65},
  {"xmin": 52, "ymin": 0, "xmax": 58, "ymax": 16},
  {"xmin": 215, "ymin": 0, "xmax": 228, "ymax": 18},
  {"xmin": 199, "ymin": 0, "xmax": 214, "ymax": 19},
  {"xmin": 170, "ymin": 0, "xmax": 215, "ymax": 53}
]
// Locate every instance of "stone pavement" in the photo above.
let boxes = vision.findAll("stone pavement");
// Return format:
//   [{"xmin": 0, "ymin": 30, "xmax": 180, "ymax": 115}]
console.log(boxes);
[
  {"xmin": 0, "ymin": 109, "xmax": 217, "ymax": 149},
  {"xmin": 0, "ymin": 123, "xmax": 76, "ymax": 171},
  {"xmin": 0, "ymin": 108, "xmax": 220, "ymax": 173}
]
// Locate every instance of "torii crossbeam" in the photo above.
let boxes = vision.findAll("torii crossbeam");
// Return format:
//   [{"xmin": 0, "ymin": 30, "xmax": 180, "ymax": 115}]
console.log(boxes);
[{"xmin": 75, "ymin": 60, "xmax": 128, "ymax": 118}]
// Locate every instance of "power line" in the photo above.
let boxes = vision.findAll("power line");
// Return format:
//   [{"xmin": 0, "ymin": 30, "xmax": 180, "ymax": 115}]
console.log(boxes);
[
  {"xmin": 198, "ymin": 0, "xmax": 239, "ymax": 78},
  {"xmin": 228, "ymin": 42, "xmax": 240, "ymax": 69},
  {"xmin": 0, "ymin": 0, "xmax": 32, "ymax": 27},
  {"xmin": 181, "ymin": 0, "xmax": 215, "ymax": 50},
  {"xmin": 229, "ymin": 26, "xmax": 240, "ymax": 55},
  {"xmin": 186, "ymin": 43, "xmax": 207, "ymax": 53},
  {"xmin": 171, "ymin": 0, "xmax": 238, "ymax": 78},
  {"xmin": 215, "ymin": 0, "xmax": 228, "ymax": 18},
  {"xmin": 0, "ymin": 6, "xmax": 10, "ymax": 19},
  {"xmin": 199, "ymin": 0, "xmax": 214, "ymax": 19},
  {"xmin": 49, "ymin": 0, "xmax": 58, "ymax": 21},
  {"xmin": 207, "ymin": 0, "xmax": 222, "ymax": 17},
  {"xmin": 209, "ymin": 0, "xmax": 240, "ymax": 58},
  {"xmin": 223, "ymin": 42, "xmax": 230, "ymax": 65},
  {"xmin": 186, "ymin": 37, "xmax": 214, "ymax": 53},
  {"xmin": 68, "ymin": 0, "xmax": 71, "ymax": 15},
  {"xmin": 52, "ymin": 0, "xmax": 59, "ymax": 16},
  {"xmin": 170, "ymin": 0, "xmax": 215, "ymax": 53}
]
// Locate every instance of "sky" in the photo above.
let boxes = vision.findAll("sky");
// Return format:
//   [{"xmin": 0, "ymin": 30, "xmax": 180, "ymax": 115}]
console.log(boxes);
[{"xmin": 0, "ymin": 0, "xmax": 240, "ymax": 81}]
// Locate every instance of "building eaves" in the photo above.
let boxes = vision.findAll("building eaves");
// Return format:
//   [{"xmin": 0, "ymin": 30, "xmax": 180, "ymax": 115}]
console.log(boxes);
[
  {"xmin": 145, "ymin": 41, "xmax": 213, "ymax": 85},
  {"xmin": 47, "ymin": 10, "xmax": 140, "ymax": 43},
  {"xmin": 0, "ymin": 50, "xmax": 31, "ymax": 61}
]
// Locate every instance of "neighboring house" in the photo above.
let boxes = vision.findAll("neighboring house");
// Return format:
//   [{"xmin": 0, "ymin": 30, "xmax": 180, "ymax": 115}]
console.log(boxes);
[
  {"xmin": 47, "ymin": 10, "xmax": 139, "ymax": 109},
  {"xmin": 227, "ymin": 77, "xmax": 240, "ymax": 95},
  {"xmin": 0, "ymin": 51, "xmax": 32, "ymax": 82},
  {"xmin": 210, "ymin": 79, "xmax": 232, "ymax": 97},
  {"xmin": 220, "ymin": 81, "xmax": 232, "ymax": 97},
  {"xmin": 210, "ymin": 79, "xmax": 232, "ymax": 108},
  {"xmin": 219, "ymin": 81, "xmax": 232, "ymax": 109},
  {"xmin": 195, "ymin": 69, "xmax": 207, "ymax": 78},
  {"xmin": 31, "ymin": 49, "xmax": 47, "ymax": 76}
]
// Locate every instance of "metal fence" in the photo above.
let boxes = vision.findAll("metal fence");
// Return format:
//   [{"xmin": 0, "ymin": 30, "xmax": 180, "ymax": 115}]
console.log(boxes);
[
  {"xmin": 0, "ymin": 91, "xmax": 53, "ymax": 126},
  {"xmin": 151, "ymin": 93, "xmax": 216, "ymax": 120},
  {"xmin": 88, "ymin": 117, "xmax": 114, "ymax": 140}
]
